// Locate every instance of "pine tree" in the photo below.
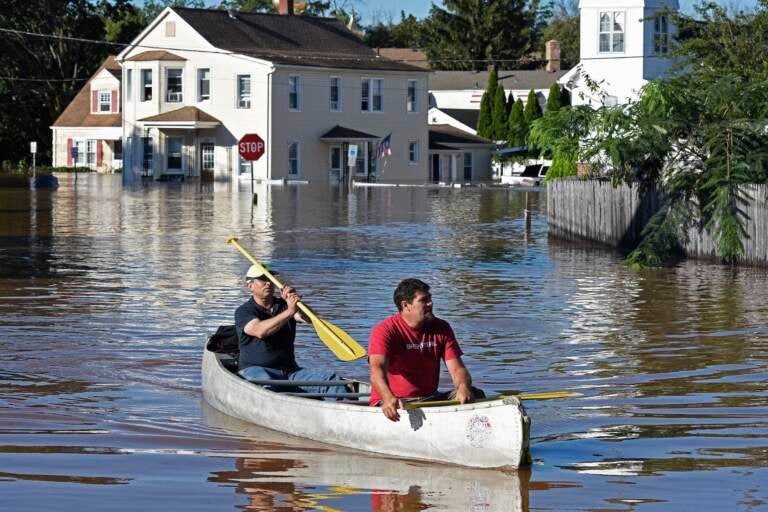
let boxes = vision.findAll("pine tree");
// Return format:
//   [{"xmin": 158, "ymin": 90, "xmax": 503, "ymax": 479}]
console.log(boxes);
[
  {"xmin": 506, "ymin": 91, "xmax": 516, "ymax": 116},
  {"xmin": 492, "ymin": 85, "xmax": 508, "ymax": 140},
  {"xmin": 524, "ymin": 89, "xmax": 543, "ymax": 124},
  {"xmin": 507, "ymin": 99, "xmax": 527, "ymax": 148},
  {"xmin": 546, "ymin": 83, "xmax": 563, "ymax": 113},
  {"xmin": 476, "ymin": 92, "xmax": 493, "ymax": 138},
  {"xmin": 486, "ymin": 68, "xmax": 498, "ymax": 108}
]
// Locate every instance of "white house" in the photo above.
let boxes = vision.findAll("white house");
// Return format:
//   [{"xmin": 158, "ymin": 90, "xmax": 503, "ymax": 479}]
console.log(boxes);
[
  {"xmin": 560, "ymin": 0, "xmax": 679, "ymax": 106},
  {"xmin": 51, "ymin": 56, "xmax": 123, "ymax": 172},
  {"xmin": 428, "ymin": 125, "xmax": 495, "ymax": 184},
  {"xmin": 117, "ymin": 2, "xmax": 429, "ymax": 185}
]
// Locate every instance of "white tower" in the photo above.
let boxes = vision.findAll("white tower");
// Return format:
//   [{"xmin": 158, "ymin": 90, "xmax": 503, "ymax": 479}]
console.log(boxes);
[{"xmin": 563, "ymin": 0, "xmax": 679, "ymax": 107}]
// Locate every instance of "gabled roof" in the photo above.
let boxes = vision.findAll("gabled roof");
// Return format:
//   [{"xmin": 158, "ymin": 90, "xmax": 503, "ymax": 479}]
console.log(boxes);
[
  {"xmin": 51, "ymin": 55, "xmax": 121, "ymax": 128},
  {"xmin": 430, "ymin": 69, "xmax": 567, "ymax": 91},
  {"xmin": 429, "ymin": 124, "xmax": 493, "ymax": 149},
  {"xmin": 439, "ymin": 109, "xmax": 479, "ymax": 131},
  {"xmin": 126, "ymin": 50, "xmax": 186, "ymax": 62},
  {"xmin": 320, "ymin": 125, "xmax": 379, "ymax": 140},
  {"xmin": 171, "ymin": 7, "xmax": 425, "ymax": 72},
  {"xmin": 375, "ymin": 48, "xmax": 430, "ymax": 69},
  {"xmin": 138, "ymin": 106, "xmax": 220, "ymax": 123}
]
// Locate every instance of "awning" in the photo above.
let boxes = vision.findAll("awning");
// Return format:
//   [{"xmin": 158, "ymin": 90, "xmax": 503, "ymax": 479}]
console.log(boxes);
[
  {"xmin": 139, "ymin": 106, "xmax": 221, "ymax": 129},
  {"xmin": 320, "ymin": 125, "xmax": 380, "ymax": 141}
]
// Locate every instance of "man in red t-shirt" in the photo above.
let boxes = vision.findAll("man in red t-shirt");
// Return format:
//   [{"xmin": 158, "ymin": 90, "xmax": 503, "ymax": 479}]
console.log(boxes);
[{"xmin": 368, "ymin": 278, "xmax": 484, "ymax": 421}]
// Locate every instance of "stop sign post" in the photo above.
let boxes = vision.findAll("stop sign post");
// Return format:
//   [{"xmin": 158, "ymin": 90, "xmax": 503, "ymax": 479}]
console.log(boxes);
[{"xmin": 238, "ymin": 133, "xmax": 265, "ymax": 161}]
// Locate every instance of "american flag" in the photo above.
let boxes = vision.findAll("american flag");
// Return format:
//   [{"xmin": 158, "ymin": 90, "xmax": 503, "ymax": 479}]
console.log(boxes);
[{"xmin": 376, "ymin": 133, "xmax": 392, "ymax": 159}]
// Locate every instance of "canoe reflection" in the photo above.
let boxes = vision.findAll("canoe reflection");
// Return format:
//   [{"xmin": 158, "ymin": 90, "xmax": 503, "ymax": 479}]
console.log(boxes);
[{"xmin": 203, "ymin": 402, "xmax": 529, "ymax": 511}]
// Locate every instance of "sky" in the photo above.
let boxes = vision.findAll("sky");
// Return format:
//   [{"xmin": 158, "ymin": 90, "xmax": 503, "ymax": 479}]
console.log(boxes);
[{"xmin": 144, "ymin": 1, "xmax": 761, "ymax": 24}]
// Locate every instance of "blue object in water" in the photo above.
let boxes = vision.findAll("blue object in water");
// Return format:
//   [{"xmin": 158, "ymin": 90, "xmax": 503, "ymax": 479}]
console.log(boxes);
[{"xmin": 31, "ymin": 175, "xmax": 59, "ymax": 189}]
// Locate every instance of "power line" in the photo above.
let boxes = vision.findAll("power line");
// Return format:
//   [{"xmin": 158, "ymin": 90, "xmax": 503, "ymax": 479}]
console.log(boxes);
[{"xmin": 0, "ymin": 76, "xmax": 87, "ymax": 82}]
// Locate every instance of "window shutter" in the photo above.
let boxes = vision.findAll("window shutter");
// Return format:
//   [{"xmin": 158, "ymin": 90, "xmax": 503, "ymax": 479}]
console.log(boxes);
[
  {"xmin": 92, "ymin": 91, "xmax": 98, "ymax": 113},
  {"xmin": 67, "ymin": 138, "xmax": 73, "ymax": 166},
  {"xmin": 112, "ymin": 90, "xmax": 118, "ymax": 113},
  {"xmin": 96, "ymin": 140, "xmax": 103, "ymax": 166}
]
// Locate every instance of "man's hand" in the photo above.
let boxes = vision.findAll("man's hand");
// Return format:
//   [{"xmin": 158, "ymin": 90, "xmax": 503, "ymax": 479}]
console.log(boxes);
[
  {"xmin": 281, "ymin": 286, "xmax": 301, "ymax": 314},
  {"xmin": 381, "ymin": 395, "xmax": 403, "ymax": 422},
  {"xmin": 454, "ymin": 383, "xmax": 474, "ymax": 404}
]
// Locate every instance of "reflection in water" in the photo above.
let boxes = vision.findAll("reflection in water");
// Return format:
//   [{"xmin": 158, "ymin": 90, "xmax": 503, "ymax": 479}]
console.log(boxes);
[
  {"xmin": 1, "ymin": 175, "xmax": 767, "ymax": 510},
  {"xmin": 203, "ymin": 403, "xmax": 530, "ymax": 511}
]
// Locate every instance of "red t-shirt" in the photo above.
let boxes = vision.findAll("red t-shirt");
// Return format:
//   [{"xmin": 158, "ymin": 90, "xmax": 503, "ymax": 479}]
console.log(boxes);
[{"xmin": 368, "ymin": 314, "xmax": 463, "ymax": 404}]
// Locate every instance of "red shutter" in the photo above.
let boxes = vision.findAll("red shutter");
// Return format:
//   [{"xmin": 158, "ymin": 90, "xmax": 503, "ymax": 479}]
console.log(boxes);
[
  {"xmin": 67, "ymin": 138, "xmax": 73, "ymax": 166},
  {"xmin": 96, "ymin": 140, "xmax": 103, "ymax": 166},
  {"xmin": 112, "ymin": 90, "xmax": 118, "ymax": 113},
  {"xmin": 92, "ymin": 91, "xmax": 98, "ymax": 113}
]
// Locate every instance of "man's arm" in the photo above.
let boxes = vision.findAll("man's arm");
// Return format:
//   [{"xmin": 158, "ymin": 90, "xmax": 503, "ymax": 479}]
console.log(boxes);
[
  {"xmin": 369, "ymin": 354, "xmax": 403, "ymax": 422},
  {"xmin": 244, "ymin": 293, "xmax": 300, "ymax": 339},
  {"xmin": 445, "ymin": 356, "xmax": 474, "ymax": 404}
]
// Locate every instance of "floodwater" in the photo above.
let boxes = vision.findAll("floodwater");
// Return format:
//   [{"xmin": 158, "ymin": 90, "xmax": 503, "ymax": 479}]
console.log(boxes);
[{"xmin": 1, "ymin": 174, "xmax": 766, "ymax": 511}]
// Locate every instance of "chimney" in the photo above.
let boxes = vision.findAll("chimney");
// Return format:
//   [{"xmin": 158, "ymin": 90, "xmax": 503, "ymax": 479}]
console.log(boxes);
[
  {"xmin": 278, "ymin": 0, "xmax": 294, "ymax": 15},
  {"xmin": 546, "ymin": 40, "xmax": 561, "ymax": 73}
]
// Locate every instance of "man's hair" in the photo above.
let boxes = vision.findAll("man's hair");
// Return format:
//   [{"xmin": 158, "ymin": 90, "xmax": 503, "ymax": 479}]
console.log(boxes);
[{"xmin": 393, "ymin": 278, "xmax": 430, "ymax": 311}]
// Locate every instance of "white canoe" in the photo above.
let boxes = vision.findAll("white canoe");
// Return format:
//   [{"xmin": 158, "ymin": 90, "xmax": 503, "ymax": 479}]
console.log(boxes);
[{"xmin": 201, "ymin": 348, "xmax": 532, "ymax": 469}]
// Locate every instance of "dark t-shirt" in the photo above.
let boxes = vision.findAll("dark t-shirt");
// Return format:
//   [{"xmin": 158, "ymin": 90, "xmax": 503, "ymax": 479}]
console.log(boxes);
[{"xmin": 235, "ymin": 297, "xmax": 298, "ymax": 371}]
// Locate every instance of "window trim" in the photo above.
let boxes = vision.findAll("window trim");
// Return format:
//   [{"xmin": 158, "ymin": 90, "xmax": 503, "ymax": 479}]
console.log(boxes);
[
  {"xmin": 197, "ymin": 68, "xmax": 210, "ymax": 102},
  {"xmin": 408, "ymin": 140, "xmax": 419, "ymax": 164},
  {"xmin": 598, "ymin": 11, "xmax": 626, "ymax": 54},
  {"xmin": 140, "ymin": 68, "xmax": 153, "ymax": 102},
  {"xmin": 406, "ymin": 79, "xmax": 418, "ymax": 113},
  {"xmin": 288, "ymin": 141, "xmax": 300, "ymax": 176},
  {"xmin": 126, "ymin": 69, "xmax": 133, "ymax": 103},
  {"xmin": 288, "ymin": 75, "xmax": 301, "ymax": 111},
  {"xmin": 329, "ymin": 76, "xmax": 342, "ymax": 112},
  {"xmin": 361, "ymin": 77, "xmax": 384, "ymax": 113},
  {"xmin": 165, "ymin": 67, "xmax": 183, "ymax": 103},
  {"xmin": 236, "ymin": 74, "xmax": 251, "ymax": 109}
]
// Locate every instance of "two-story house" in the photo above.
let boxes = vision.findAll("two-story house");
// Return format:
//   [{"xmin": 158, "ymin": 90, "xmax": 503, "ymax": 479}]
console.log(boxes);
[
  {"xmin": 118, "ymin": 2, "xmax": 429, "ymax": 185},
  {"xmin": 51, "ymin": 56, "xmax": 123, "ymax": 172},
  {"xmin": 560, "ymin": 0, "xmax": 679, "ymax": 107}
]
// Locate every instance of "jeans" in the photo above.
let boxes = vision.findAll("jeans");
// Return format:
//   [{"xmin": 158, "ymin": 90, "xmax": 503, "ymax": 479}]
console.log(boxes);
[{"xmin": 238, "ymin": 365, "xmax": 342, "ymax": 397}]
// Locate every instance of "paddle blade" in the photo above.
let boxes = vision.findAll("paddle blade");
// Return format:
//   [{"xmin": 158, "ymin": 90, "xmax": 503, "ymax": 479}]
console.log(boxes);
[{"xmin": 311, "ymin": 316, "xmax": 367, "ymax": 362}]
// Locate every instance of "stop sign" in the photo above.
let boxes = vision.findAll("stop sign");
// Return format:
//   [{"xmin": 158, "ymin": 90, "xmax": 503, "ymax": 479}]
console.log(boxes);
[{"xmin": 238, "ymin": 133, "xmax": 266, "ymax": 161}]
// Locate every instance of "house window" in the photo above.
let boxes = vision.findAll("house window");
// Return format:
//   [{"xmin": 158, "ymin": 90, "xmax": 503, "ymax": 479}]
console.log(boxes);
[
  {"xmin": 463, "ymin": 152, "xmax": 473, "ymax": 181},
  {"xmin": 408, "ymin": 140, "xmax": 419, "ymax": 163},
  {"xmin": 166, "ymin": 68, "xmax": 183, "ymax": 102},
  {"xmin": 329, "ymin": 146, "xmax": 342, "ymax": 172},
  {"xmin": 73, "ymin": 140, "xmax": 86, "ymax": 165},
  {"xmin": 361, "ymin": 78, "xmax": 384, "ymax": 112},
  {"xmin": 86, "ymin": 139, "xmax": 97, "ymax": 165},
  {"xmin": 239, "ymin": 155, "xmax": 251, "ymax": 175},
  {"xmin": 599, "ymin": 11, "xmax": 625, "ymax": 53},
  {"xmin": 165, "ymin": 21, "xmax": 176, "ymax": 37},
  {"xmin": 99, "ymin": 91, "xmax": 111, "ymax": 112},
  {"xmin": 355, "ymin": 143, "xmax": 367, "ymax": 175},
  {"xmin": 237, "ymin": 75, "xmax": 251, "ymax": 109},
  {"xmin": 330, "ymin": 76, "xmax": 342, "ymax": 112},
  {"xmin": 141, "ymin": 137, "xmax": 153, "ymax": 175},
  {"xmin": 407, "ymin": 80, "xmax": 418, "ymax": 112},
  {"xmin": 288, "ymin": 141, "xmax": 299, "ymax": 175},
  {"xmin": 289, "ymin": 75, "xmax": 300, "ymax": 111},
  {"xmin": 654, "ymin": 15, "xmax": 669, "ymax": 54},
  {"xmin": 126, "ymin": 69, "xmax": 132, "ymax": 102},
  {"xmin": 201, "ymin": 143, "xmax": 214, "ymax": 171},
  {"xmin": 167, "ymin": 137, "xmax": 182, "ymax": 170},
  {"xmin": 198, "ymin": 68, "xmax": 210, "ymax": 101},
  {"xmin": 141, "ymin": 69, "xmax": 153, "ymax": 101}
]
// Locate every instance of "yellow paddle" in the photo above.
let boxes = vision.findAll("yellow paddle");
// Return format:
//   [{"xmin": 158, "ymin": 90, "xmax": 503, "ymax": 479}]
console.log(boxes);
[
  {"xmin": 403, "ymin": 391, "xmax": 579, "ymax": 409},
  {"xmin": 227, "ymin": 237, "xmax": 367, "ymax": 362}
]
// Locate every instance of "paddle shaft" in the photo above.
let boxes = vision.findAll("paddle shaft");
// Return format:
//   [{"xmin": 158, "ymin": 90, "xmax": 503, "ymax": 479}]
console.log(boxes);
[{"xmin": 403, "ymin": 391, "xmax": 578, "ymax": 409}]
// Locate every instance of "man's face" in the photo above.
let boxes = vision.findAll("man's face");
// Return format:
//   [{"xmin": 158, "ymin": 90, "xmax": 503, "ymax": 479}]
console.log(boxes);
[
  {"xmin": 403, "ymin": 290, "xmax": 433, "ymax": 322},
  {"xmin": 248, "ymin": 277, "xmax": 274, "ymax": 299}
]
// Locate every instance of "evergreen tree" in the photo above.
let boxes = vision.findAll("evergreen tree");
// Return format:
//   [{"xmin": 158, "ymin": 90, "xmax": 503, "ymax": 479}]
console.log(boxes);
[
  {"xmin": 546, "ymin": 83, "xmax": 563, "ymax": 112},
  {"xmin": 507, "ymin": 99, "xmax": 527, "ymax": 147},
  {"xmin": 506, "ymin": 90, "xmax": 516, "ymax": 116},
  {"xmin": 421, "ymin": 0, "xmax": 539, "ymax": 71},
  {"xmin": 492, "ymin": 85, "xmax": 508, "ymax": 140},
  {"xmin": 476, "ymin": 92, "xmax": 493, "ymax": 138},
  {"xmin": 524, "ymin": 89, "xmax": 543, "ymax": 124},
  {"xmin": 486, "ymin": 68, "xmax": 498, "ymax": 108}
]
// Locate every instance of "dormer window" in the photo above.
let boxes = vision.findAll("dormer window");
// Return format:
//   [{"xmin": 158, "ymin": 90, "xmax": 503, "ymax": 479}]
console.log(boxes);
[
  {"xmin": 654, "ymin": 15, "xmax": 669, "ymax": 54},
  {"xmin": 599, "ymin": 11, "xmax": 625, "ymax": 53},
  {"xmin": 99, "ymin": 91, "xmax": 111, "ymax": 112}
]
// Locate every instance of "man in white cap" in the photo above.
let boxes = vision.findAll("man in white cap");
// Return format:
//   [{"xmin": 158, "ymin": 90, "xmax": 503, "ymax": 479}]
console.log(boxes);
[{"xmin": 235, "ymin": 264, "xmax": 341, "ymax": 396}]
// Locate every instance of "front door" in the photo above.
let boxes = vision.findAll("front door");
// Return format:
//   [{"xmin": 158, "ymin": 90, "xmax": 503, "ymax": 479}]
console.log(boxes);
[
  {"xmin": 432, "ymin": 154, "xmax": 440, "ymax": 182},
  {"xmin": 200, "ymin": 143, "xmax": 214, "ymax": 180},
  {"xmin": 166, "ymin": 137, "xmax": 183, "ymax": 173}
]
